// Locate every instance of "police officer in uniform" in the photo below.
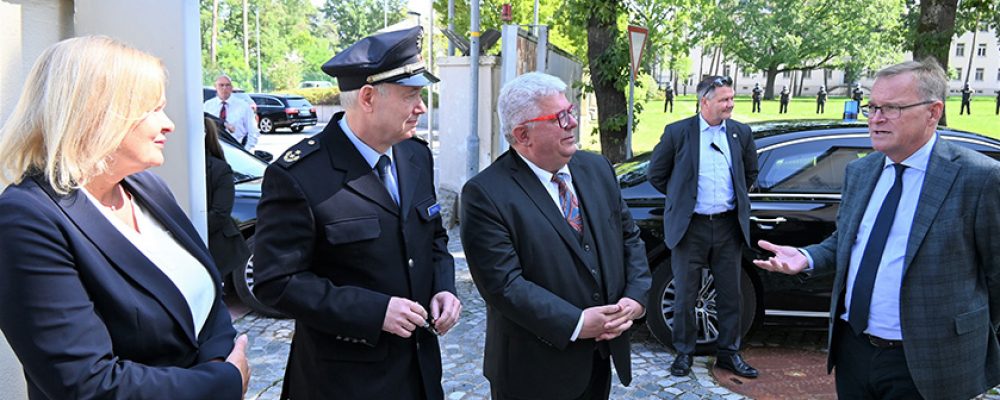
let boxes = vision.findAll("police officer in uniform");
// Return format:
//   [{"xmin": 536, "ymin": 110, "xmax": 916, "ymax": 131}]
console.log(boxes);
[
  {"xmin": 664, "ymin": 85, "xmax": 675, "ymax": 113},
  {"xmin": 779, "ymin": 86, "xmax": 790, "ymax": 114},
  {"xmin": 852, "ymin": 83, "xmax": 864, "ymax": 103},
  {"xmin": 960, "ymin": 83, "xmax": 973, "ymax": 115},
  {"xmin": 816, "ymin": 85, "xmax": 827, "ymax": 114},
  {"xmin": 751, "ymin": 83, "xmax": 762, "ymax": 113},
  {"xmin": 252, "ymin": 27, "xmax": 461, "ymax": 400}
]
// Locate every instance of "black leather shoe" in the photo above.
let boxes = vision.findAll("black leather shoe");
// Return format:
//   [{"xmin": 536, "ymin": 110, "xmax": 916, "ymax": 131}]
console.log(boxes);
[
  {"xmin": 670, "ymin": 354, "xmax": 692, "ymax": 377},
  {"xmin": 715, "ymin": 353, "xmax": 758, "ymax": 378}
]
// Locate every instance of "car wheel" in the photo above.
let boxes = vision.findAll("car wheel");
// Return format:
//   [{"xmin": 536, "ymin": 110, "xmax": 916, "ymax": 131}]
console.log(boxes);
[
  {"xmin": 645, "ymin": 260, "xmax": 759, "ymax": 355},
  {"xmin": 259, "ymin": 117, "xmax": 274, "ymax": 134},
  {"xmin": 290, "ymin": 126, "xmax": 304, "ymax": 133},
  {"xmin": 231, "ymin": 235, "xmax": 288, "ymax": 318}
]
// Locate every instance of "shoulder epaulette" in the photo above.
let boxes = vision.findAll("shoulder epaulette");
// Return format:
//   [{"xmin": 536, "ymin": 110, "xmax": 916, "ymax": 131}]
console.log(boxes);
[{"xmin": 276, "ymin": 138, "xmax": 321, "ymax": 168}]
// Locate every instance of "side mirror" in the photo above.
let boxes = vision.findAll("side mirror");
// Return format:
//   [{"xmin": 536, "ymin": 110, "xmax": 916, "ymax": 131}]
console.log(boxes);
[{"xmin": 254, "ymin": 150, "xmax": 274, "ymax": 163}]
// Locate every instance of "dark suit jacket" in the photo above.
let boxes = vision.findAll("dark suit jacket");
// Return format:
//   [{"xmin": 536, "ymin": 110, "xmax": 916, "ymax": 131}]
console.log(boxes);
[
  {"xmin": 647, "ymin": 115, "xmax": 759, "ymax": 249},
  {"xmin": 253, "ymin": 113, "xmax": 455, "ymax": 400},
  {"xmin": 806, "ymin": 138, "xmax": 1000, "ymax": 400},
  {"xmin": 460, "ymin": 150, "xmax": 651, "ymax": 400},
  {"xmin": 0, "ymin": 172, "xmax": 241, "ymax": 400},
  {"xmin": 207, "ymin": 155, "xmax": 250, "ymax": 277}
]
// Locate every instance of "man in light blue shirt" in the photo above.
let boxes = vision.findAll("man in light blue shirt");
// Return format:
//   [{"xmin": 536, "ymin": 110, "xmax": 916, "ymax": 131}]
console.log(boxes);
[
  {"xmin": 754, "ymin": 59, "xmax": 1000, "ymax": 400},
  {"xmin": 647, "ymin": 75, "xmax": 760, "ymax": 379}
]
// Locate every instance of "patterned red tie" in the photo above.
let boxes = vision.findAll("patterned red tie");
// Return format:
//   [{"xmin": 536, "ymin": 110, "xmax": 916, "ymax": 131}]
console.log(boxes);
[
  {"xmin": 219, "ymin": 101, "xmax": 228, "ymax": 122},
  {"xmin": 552, "ymin": 173, "xmax": 582, "ymax": 233}
]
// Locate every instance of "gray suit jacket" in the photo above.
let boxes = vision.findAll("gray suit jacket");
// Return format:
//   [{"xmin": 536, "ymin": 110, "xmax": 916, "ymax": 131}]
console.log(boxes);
[
  {"xmin": 647, "ymin": 115, "xmax": 759, "ymax": 248},
  {"xmin": 806, "ymin": 137, "xmax": 1000, "ymax": 400}
]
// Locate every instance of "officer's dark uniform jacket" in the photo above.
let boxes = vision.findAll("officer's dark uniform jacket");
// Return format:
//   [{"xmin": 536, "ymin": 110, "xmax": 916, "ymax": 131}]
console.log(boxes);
[{"xmin": 252, "ymin": 112, "xmax": 455, "ymax": 400}]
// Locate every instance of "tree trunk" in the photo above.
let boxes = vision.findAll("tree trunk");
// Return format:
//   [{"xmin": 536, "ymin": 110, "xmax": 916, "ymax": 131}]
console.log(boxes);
[
  {"xmin": 764, "ymin": 66, "xmax": 778, "ymax": 100},
  {"xmin": 964, "ymin": 21, "xmax": 979, "ymax": 84},
  {"xmin": 797, "ymin": 69, "xmax": 806, "ymax": 97},
  {"xmin": 243, "ymin": 0, "xmax": 250, "ymax": 67},
  {"xmin": 913, "ymin": 0, "xmax": 958, "ymax": 126},
  {"xmin": 586, "ymin": 3, "xmax": 628, "ymax": 163},
  {"xmin": 211, "ymin": 0, "xmax": 219, "ymax": 65}
]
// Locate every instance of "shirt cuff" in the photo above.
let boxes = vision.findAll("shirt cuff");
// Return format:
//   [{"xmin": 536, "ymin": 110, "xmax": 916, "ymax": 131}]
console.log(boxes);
[
  {"xmin": 799, "ymin": 248, "xmax": 815, "ymax": 272},
  {"xmin": 570, "ymin": 312, "xmax": 585, "ymax": 342}
]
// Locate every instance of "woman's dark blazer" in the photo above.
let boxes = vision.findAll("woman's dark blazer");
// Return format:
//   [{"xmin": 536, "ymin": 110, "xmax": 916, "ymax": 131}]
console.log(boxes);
[
  {"xmin": 206, "ymin": 155, "xmax": 250, "ymax": 277},
  {"xmin": 0, "ymin": 171, "xmax": 242, "ymax": 400}
]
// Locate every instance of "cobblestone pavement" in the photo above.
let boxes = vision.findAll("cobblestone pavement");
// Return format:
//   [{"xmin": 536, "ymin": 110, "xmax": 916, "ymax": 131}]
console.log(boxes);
[{"xmin": 232, "ymin": 230, "xmax": 1000, "ymax": 399}]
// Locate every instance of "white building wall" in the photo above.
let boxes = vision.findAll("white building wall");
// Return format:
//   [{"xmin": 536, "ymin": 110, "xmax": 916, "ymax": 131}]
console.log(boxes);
[{"xmin": 668, "ymin": 30, "xmax": 1000, "ymax": 98}]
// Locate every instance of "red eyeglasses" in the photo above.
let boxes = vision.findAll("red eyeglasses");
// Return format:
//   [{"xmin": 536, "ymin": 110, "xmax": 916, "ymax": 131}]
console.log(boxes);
[{"xmin": 520, "ymin": 104, "xmax": 579, "ymax": 129}]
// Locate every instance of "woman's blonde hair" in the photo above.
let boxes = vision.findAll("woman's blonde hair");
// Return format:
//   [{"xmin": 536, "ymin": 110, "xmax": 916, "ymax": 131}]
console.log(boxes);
[{"xmin": 0, "ymin": 35, "xmax": 167, "ymax": 193}]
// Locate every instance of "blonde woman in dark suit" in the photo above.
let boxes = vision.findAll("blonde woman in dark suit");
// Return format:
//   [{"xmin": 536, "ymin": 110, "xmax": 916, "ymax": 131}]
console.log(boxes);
[{"xmin": 0, "ymin": 36, "xmax": 249, "ymax": 399}]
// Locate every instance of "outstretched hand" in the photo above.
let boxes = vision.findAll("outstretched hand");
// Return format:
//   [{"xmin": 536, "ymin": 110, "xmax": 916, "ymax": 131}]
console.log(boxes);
[{"xmin": 752, "ymin": 240, "xmax": 808, "ymax": 275}]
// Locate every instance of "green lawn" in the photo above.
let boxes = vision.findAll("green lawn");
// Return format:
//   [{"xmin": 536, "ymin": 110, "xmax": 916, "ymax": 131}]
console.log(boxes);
[{"xmin": 580, "ymin": 95, "xmax": 1000, "ymax": 154}]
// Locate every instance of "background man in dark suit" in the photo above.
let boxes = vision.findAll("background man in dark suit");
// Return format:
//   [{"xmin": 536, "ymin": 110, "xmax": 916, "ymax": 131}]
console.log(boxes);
[
  {"xmin": 647, "ymin": 75, "xmax": 760, "ymax": 379},
  {"xmin": 252, "ymin": 27, "xmax": 461, "ymax": 400},
  {"xmin": 461, "ymin": 72, "xmax": 651, "ymax": 400},
  {"xmin": 754, "ymin": 59, "xmax": 1000, "ymax": 400}
]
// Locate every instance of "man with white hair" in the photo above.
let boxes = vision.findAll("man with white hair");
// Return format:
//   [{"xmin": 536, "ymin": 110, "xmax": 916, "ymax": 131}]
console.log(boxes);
[
  {"xmin": 204, "ymin": 74, "xmax": 259, "ymax": 150},
  {"xmin": 461, "ymin": 72, "xmax": 651, "ymax": 400}
]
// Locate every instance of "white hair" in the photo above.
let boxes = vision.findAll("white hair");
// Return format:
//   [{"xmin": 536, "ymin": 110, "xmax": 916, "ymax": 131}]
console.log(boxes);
[
  {"xmin": 497, "ymin": 72, "xmax": 567, "ymax": 143},
  {"xmin": 339, "ymin": 84, "xmax": 391, "ymax": 110}
]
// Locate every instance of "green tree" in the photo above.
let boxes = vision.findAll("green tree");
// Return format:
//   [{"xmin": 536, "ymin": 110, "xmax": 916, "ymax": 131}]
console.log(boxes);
[
  {"xmin": 322, "ymin": 0, "xmax": 408, "ymax": 53},
  {"xmin": 706, "ymin": 0, "xmax": 906, "ymax": 99}
]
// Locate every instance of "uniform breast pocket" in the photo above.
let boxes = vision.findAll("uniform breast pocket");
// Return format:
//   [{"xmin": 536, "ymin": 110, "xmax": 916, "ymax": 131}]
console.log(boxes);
[{"xmin": 324, "ymin": 215, "xmax": 381, "ymax": 245}]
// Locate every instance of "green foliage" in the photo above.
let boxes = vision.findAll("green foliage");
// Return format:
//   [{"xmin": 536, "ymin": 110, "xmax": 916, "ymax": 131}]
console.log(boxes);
[
  {"xmin": 432, "ymin": 0, "xmax": 571, "ymax": 56},
  {"xmin": 321, "ymin": 0, "xmax": 408, "ymax": 52},
  {"xmin": 705, "ymin": 0, "xmax": 906, "ymax": 96},
  {"xmin": 283, "ymin": 87, "xmax": 341, "ymax": 105}
]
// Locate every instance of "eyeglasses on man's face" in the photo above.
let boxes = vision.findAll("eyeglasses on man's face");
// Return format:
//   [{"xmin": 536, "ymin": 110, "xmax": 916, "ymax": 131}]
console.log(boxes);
[
  {"xmin": 861, "ymin": 100, "xmax": 935, "ymax": 119},
  {"xmin": 521, "ymin": 104, "xmax": 579, "ymax": 130}
]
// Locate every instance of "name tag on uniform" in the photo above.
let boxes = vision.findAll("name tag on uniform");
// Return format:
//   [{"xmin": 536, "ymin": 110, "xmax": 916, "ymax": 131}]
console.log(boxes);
[{"xmin": 427, "ymin": 203, "xmax": 441, "ymax": 217}]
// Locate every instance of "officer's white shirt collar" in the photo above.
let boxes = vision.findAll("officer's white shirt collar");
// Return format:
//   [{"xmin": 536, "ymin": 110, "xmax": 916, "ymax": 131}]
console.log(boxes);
[{"xmin": 339, "ymin": 116, "xmax": 395, "ymax": 168}]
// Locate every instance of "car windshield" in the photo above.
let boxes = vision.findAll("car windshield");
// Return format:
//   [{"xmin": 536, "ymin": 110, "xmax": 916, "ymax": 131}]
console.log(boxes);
[
  {"xmin": 221, "ymin": 141, "xmax": 266, "ymax": 183},
  {"xmin": 287, "ymin": 98, "xmax": 311, "ymax": 108}
]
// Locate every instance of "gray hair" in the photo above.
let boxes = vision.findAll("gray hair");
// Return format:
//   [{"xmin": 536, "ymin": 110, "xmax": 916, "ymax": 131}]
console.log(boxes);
[
  {"xmin": 339, "ymin": 84, "xmax": 391, "ymax": 110},
  {"xmin": 875, "ymin": 58, "xmax": 948, "ymax": 102},
  {"xmin": 497, "ymin": 72, "xmax": 567, "ymax": 143},
  {"xmin": 215, "ymin": 74, "xmax": 232, "ymax": 82}
]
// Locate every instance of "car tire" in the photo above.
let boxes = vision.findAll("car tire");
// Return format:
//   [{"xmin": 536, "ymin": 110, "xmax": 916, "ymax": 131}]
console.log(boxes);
[
  {"xmin": 290, "ymin": 126, "xmax": 304, "ymax": 133},
  {"xmin": 231, "ymin": 235, "xmax": 288, "ymax": 318},
  {"xmin": 645, "ymin": 259, "xmax": 759, "ymax": 355},
  {"xmin": 259, "ymin": 117, "xmax": 274, "ymax": 134}
]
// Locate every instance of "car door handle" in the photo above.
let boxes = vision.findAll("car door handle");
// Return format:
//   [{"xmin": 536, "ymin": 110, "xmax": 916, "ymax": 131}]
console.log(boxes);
[{"xmin": 750, "ymin": 216, "xmax": 787, "ymax": 224}]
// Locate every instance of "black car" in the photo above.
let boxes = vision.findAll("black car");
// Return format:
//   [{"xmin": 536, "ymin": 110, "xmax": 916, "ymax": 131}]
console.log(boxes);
[
  {"xmin": 617, "ymin": 120, "xmax": 1000, "ymax": 354},
  {"xmin": 248, "ymin": 93, "xmax": 318, "ymax": 133}
]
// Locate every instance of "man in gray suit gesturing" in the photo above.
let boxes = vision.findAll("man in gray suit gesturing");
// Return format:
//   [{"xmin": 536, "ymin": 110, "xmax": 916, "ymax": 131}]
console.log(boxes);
[
  {"xmin": 647, "ymin": 75, "xmax": 759, "ymax": 378},
  {"xmin": 754, "ymin": 59, "xmax": 1000, "ymax": 399}
]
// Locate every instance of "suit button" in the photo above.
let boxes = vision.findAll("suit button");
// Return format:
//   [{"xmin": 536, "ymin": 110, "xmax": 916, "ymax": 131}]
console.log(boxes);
[
  {"xmin": 592, "ymin": 293, "xmax": 600, "ymax": 301},
  {"xmin": 591, "ymin": 269, "xmax": 597, "ymax": 275},
  {"xmin": 408, "ymin": 259, "xmax": 415, "ymax": 268},
  {"xmin": 584, "ymin": 244, "xmax": 591, "ymax": 252}
]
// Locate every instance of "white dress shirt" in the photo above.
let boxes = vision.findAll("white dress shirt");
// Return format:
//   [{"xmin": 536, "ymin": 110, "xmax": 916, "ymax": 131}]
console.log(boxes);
[
  {"xmin": 204, "ymin": 95, "xmax": 260, "ymax": 150},
  {"xmin": 82, "ymin": 188, "xmax": 215, "ymax": 335},
  {"xmin": 340, "ymin": 118, "xmax": 400, "ymax": 203}
]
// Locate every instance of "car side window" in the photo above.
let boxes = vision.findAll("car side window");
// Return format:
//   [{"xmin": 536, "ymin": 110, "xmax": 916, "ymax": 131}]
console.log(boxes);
[{"xmin": 757, "ymin": 139, "xmax": 870, "ymax": 193}]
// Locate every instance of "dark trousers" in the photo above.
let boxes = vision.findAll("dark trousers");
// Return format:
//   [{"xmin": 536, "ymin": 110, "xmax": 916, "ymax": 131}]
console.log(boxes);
[
  {"xmin": 833, "ymin": 320, "xmax": 923, "ymax": 400},
  {"xmin": 670, "ymin": 212, "xmax": 743, "ymax": 355},
  {"xmin": 779, "ymin": 102, "xmax": 789, "ymax": 114},
  {"xmin": 995, "ymin": 101, "xmax": 999, "ymax": 115},
  {"xmin": 490, "ymin": 350, "xmax": 611, "ymax": 400},
  {"xmin": 664, "ymin": 98, "xmax": 673, "ymax": 113},
  {"xmin": 752, "ymin": 100, "xmax": 761, "ymax": 113},
  {"xmin": 960, "ymin": 101, "xmax": 971, "ymax": 115},
  {"xmin": 817, "ymin": 101, "xmax": 825, "ymax": 114}
]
